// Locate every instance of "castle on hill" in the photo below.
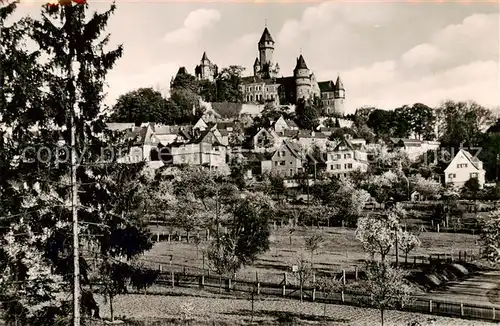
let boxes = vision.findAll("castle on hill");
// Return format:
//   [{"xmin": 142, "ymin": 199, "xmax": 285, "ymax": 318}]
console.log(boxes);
[{"xmin": 174, "ymin": 26, "xmax": 346, "ymax": 116}]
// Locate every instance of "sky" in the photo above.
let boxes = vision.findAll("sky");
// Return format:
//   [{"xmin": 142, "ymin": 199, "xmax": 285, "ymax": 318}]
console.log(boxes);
[{"xmin": 14, "ymin": 0, "xmax": 500, "ymax": 114}]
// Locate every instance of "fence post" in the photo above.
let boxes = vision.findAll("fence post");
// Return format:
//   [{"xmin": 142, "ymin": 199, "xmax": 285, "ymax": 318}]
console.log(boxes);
[
  {"xmin": 227, "ymin": 278, "xmax": 231, "ymax": 292},
  {"xmin": 171, "ymin": 271, "xmax": 175, "ymax": 288},
  {"xmin": 256, "ymin": 271, "xmax": 261, "ymax": 295},
  {"xmin": 355, "ymin": 266, "xmax": 358, "ymax": 281},
  {"xmin": 156, "ymin": 232, "xmax": 160, "ymax": 242},
  {"xmin": 200, "ymin": 275, "xmax": 204, "ymax": 289},
  {"xmin": 282, "ymin": 272, "xmax": 287, "ymax": 296},
  {"xmin": 167, "ymin": 234, "xmax": 171, "ymax": 242},
  {"xmin": 178, "ymin": 234, "xmax": 181, "ymax": 241},
  {"xmin": 429, "ymin": 300, "xmax": 432, "ymax": 313},
  {"xmin": 413, "ymin": 256, "xmax": 416, "ymax": 267},
  {"xmin": 493, "ymin": 307, "xmax": 495, "ymax": 320},
  {"xmin": 342, "ymin": 269, "xmax": 346, "ymax": 285},
  {"xmin": 158, "ymin": 264, "xmax": 162, "ymax": 273},
  {"xmin": 464, "ymin": 250, "xmax": 467, "ymax": 262},
  {"xmin": 460, "ymin": 303, "xmax": 464, "ymax": 316},
  {"xmin": 459, "ymin": 251, "xmax": 462, "ymax": 262},
  {"xmin": 341, "ymin": 291, "xmax": 345, "ymax": 303}
]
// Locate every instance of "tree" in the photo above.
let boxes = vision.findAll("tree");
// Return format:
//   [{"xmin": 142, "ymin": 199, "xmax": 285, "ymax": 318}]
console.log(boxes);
[
  {"xmin": 479, "ymin": 210, "xmax": 500, "ymax": 264},
  {"xmin": 292, "ymin": 254, "xmax": 314, "ymax": 303},
  {"xmin": 207, "ymin": 192, "xmax": 273, "ymax": 275},
  {"xmin": 317, "ymin": 274, "xmax": 342, "ymax": 318},
  {"xmin": 109, "ymin": 88, "xmax": 169, "ymax": 124},
  {"xmin": 363, "ymin": 262, "xmax": 416, "ymax": 326},
  {"xmin": 356, "ymin": 212, "xmax": 401, "ymax": 262},
  {"xmin": 436, "ymin": 100, "xmax": 494, "ymax": 148},
  {"xmin": 463, "ymin": 177, "xmax": 480, "ymax": 199},
  {"xmin": 398, "ymin": 231, "xmax": 421, "ymax": 265},
  {"xmin": 304, "ymin": 234, "xmax": 325, "ymax": 268},
  {"xmin": 215, "ymin": 65, "xmax": 244, "ymax": 102},
  {"xmin": 5, "ymin": 2, "xmax": 153, "ymax": 323},
  {"xmin": 295, "ymin": 98, "xmax": 319, "ymax": 130},
  {"xmin": 409, "ymin": 174, "xmax": 442, "ymax": 200},
  {"xmin": 407, "ymin": 103, "xmax": 435, "ymax": 140}
]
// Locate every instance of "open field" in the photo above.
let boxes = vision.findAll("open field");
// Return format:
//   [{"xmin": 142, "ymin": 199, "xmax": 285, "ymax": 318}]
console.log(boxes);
[
  {"xmin": 142, "ymin": 226, "xmax": 481, "ymax": 283},
  {"xmin": 94, "ymin": 287, "xmax": 497, "ymax": 326}
]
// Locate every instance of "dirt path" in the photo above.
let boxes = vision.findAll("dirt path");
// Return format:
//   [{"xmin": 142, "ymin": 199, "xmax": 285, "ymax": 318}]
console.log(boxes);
[{"xmin": 421, "ymin": 270, "xmax": 500, "ymax": 306}]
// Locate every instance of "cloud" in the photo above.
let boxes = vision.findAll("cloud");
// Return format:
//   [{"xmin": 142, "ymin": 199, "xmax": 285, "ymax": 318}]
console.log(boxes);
[
  {"xmin": 163, "ymin": 9, "xmax": 221, "ymax": 45},
  {"xmin": 105, "ymin": 62, "xmax": 181, "ymax": 106},
  {"xmin": 401, "ymin": 43, "xmax": 444, "ymax": 68}
]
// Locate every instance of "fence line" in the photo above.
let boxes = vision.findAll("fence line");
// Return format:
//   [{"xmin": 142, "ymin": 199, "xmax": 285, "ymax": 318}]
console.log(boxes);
[{"xmin": 125, "ymin": 266, "xmax": 498, "ymax": 323}]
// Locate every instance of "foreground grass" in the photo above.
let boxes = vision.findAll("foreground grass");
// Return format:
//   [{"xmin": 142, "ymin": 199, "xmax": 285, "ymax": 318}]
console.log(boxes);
[
  {"xmin": 95, "ymin": 287, "xmax": 495, "ymax": 326},
  {"xmin": 142, "ymin": 226, "xmax": 480, "ymax": 282}
]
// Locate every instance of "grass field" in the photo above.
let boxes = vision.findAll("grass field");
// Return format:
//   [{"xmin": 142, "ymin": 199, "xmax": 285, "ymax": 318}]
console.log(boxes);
[
  {"xmin": 141, "ymin": 226, "xmax": 481, "ymax": 283},
  {"xmin": 94, "ymin": 287, "xmax": 496, "ymax": 326}
]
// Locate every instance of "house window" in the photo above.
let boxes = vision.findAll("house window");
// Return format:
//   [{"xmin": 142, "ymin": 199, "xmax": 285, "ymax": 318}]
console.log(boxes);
[
  {"xmin": 289, "ymin": 169, "xmax": 293, "ymax": 176},
  {"xmin": 344, "ymin": 153, "xmax": 352, "ymax": 159},
  {"xmin": 336, "ymin": 154, "xmax": 342, "ymax": 160},
  {"xmin": 457, "ymin": 163, "xmax": 468, "ymax": 168},
  {"xmin": 345, "ymin": 163, "xmax": 353, "ymax": 169},
  {"xmin": 280, "ymin": 161, "xmax": 286, "ymax": 166},
  {"xmin": 470, "ymin": 173, "xmax": 478, "ymax": 179},
  {"xmin": 330, "ymin": 165, "xmax": 334, "ymax": 170},
  {"xmin": 214, "ymin": 147, "xmax": 219, "ymax": 151},
  {"xmin": 274, "ymin": 161, "xmax": 278, "ymax": 166},
  {"xmin": 448, "ymin": 173, "xmax": 456, "ymax": 179},
  {"xmin": 335, "ymin": 164, "xmax": 341, "ymax": 170},
  {"xmin": 280, "ymin": 151, "xmax": 286, "ymax": 157}
]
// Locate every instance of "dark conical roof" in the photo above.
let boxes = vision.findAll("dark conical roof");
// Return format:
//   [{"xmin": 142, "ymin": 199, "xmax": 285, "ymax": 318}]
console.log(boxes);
[
  {"xmin": 295, "ymin": 55, "xmax": 308, "ymax": 70},
  {"xmin": 253, "ymin": 57, "xmax": 260, "ymax": 66},
  {"xmin": 335, "ymin": 75, "xmax": 344, "ymax": 90},
  {"xmin": 201, "ymin": 51, "xmax": 209, "ymax": 61},
  {"xmin": 259, "ymin": 27, "xmax": 274, "ymax": 44}
]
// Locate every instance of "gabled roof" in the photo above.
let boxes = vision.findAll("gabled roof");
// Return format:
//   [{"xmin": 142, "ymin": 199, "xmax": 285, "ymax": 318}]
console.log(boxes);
[
  {"xmin": 216, "ymin": 121, "xmax": 235, "ymax": 130},
  {"xmin": 296, "ymin": 130, "xmax": 328, "ymax": 139},
  {"xmin": 461, "ymin": 149, "xmax": 482, "ymax": 170},
  {"xmin": 259, "ymin": 27, "xmax": 274, "ymax": 44},
  {"xmin": 285, "ymin": 119, "xmax": 298, "ymax": 128}
]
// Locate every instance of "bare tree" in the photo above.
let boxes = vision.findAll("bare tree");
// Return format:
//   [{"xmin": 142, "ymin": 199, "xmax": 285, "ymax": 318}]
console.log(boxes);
[
  {"xmin": 305, "ymin": 234, "xmax": 325, "ymax": 269},
  {"xmin": 293, "ymin": 254, "xmax": 314, "ymax": 303},
  {"xmin": 317, "ymin": 273, "xmax": 343, "ymax": 319}
]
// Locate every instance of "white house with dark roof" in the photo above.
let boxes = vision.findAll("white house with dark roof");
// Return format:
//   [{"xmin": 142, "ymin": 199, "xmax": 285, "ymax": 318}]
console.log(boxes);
[
  {"xmin": 325, "ymin": 137, "xmax": 368, "ymax": 177},
  {"xmin": 444, "ymin": 149, "xmax": 485, "ymax": 189}
]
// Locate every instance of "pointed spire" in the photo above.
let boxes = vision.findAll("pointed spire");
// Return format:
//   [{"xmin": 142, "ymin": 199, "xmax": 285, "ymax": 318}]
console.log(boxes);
[
  {"xmin": 201, "ymin": 51, "xmax": 208, "ymax": 61},
  {"xmin": 295, "ymin": 54, "xmax": 308, "ymax": 70},
  {"xmin": 254, "ymin": 57, "xmax": 260, "ymax": 66},
  {"xmin": 259, "ymin": 27, "xmax": 274, "ymax": 44},
  {"xmin": 335, "ymin": 75, "xmax": 344, "ymax": 90}
]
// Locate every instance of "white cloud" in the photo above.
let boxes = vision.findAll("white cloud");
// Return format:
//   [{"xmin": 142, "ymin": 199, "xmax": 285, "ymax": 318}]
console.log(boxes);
[
  {"xmin": 401, "ymin": 43, "xmax": 444, "ymax": 67},
  {"xmin": 163, "ymin": 9, "xmax": 221, "ymax": 45}
]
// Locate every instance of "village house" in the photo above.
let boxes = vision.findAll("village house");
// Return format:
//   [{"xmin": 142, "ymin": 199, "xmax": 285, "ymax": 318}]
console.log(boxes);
[
  {"xmin": 169, "ymin": 129, "xmax": 229, "ymax": 173},
  {"xmin": 261, "ymin": 140, "xmax": 311, "ymax": 177},
  {"xmin": 325, "ymin": 138, "xmax": 368, "ymax": 177},
  {"xmin": 272, "ymin": 115, "xmax": 299, "ymax": 133},
  {"xmin": 251, "ymin": 127, "xmax": 281, "ymax": 152},
  {"xmin": 444, "ymin": 149, "xmax": 486, "ymax": 189},
  {"xmin": 388, "ymin": 138, "xmax": 440, "ymax": 161}
]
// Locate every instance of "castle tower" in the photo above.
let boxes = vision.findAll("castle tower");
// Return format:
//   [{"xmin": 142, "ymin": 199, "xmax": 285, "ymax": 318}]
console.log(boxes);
[
  {"xmin": 195, "ymin": 52, "xmax": 217, "ymax": 81},
  {"xmin": 294, "ymin": 55, "xmax": 311, "ymax": 102},
  {"xmin": 333, "ymin": 75, "xmax": 346, "ymax": 116},
  {"xmin": 258, "ymin": 27, "xmax": 275, "ymax": 78},
  {"xmin": 253, "ymin": 57, "xmax": 260, "ymax": 77}
]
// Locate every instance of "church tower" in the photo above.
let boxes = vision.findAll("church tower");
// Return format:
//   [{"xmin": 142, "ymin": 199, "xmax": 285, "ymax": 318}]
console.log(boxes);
[
  {"xmin": 294, "ymin": 55, "xmax": 311, "ymax": 102},
  {"xmin": 333, "ymin": 75, "xmax": 346, "ymax": 116}
]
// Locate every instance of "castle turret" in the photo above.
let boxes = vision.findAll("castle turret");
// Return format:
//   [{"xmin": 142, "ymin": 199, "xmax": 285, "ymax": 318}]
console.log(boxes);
[
  {"xmin": 333, "ymin": 75, "xmax": 345, "ymax": 115},
  {"xmin": 195, "ymin": 52, "xmax": 216, "ymax": 81},
  {"xmin": 258, "ymin": 27, "xmax": 276, "ymax": 78},
  {"xmin": 253, "ymin": 57, "xmax": 260, "ymax": 77},
  {"xmin": 294, "ymin": 55, "xmax": 311, "ymax": 102}
]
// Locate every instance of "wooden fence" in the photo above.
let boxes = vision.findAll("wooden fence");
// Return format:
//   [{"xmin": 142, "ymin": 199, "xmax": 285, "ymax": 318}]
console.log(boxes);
[{"xmin": 134, "ymin": 266, "xmax": 499, "ymax": 323}]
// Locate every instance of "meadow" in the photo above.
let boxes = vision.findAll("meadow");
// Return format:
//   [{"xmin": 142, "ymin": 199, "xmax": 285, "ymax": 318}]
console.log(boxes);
[{"xmin": 141, "ymin": 226, "xmax": 480, "ymax": 283}]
